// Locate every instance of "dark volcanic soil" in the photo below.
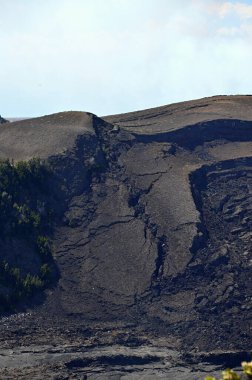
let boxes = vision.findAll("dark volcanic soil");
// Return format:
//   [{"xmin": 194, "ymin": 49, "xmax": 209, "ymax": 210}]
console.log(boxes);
[{"xmin": 0, "ymin": 96, "xmax": 251, "ymax": 379}]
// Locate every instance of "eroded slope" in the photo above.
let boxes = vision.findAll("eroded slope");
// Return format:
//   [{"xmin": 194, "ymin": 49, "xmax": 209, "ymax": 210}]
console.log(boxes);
[{"xmin": 0, "ymin": 97, "xmax": 251, "ymax": 365}]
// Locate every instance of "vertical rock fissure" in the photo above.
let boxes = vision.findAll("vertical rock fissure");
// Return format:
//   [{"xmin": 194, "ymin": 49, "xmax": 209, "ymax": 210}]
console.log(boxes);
[
  {"xmin": 152, "ymin": 235, "xmax": 167, "ymax": 282},
  {"xmin": 189, "ymin": 167, "xmax": 209, "ymax": 256},
  {"xmin": 126, "ymin": 176, "xmax": 170, "ymax": 294}
]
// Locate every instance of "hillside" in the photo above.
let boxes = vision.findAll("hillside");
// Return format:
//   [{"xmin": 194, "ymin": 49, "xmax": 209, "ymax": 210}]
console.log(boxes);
[{"xmin": 0, "ymin": 96, "xmax": 251, "ymax": 379}]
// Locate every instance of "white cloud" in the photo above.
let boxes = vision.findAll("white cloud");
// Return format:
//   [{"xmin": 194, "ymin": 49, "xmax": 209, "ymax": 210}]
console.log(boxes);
[
  {"xmin": 216, "ymin": 26, "xmax": 241, "ymax": 36},
  {"xmin": 209, "ymin": 1, "xmax": 252, "ymax": 19},
  {"xmin": 0, "ymin": 0, "xmax": 252, "ymax": 117}
]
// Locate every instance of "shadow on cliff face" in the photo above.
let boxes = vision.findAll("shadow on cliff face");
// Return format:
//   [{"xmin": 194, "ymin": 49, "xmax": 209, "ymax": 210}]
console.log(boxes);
[{"xmin": 134, "ymin": 119, "xmax": 252, "ymax": 150}]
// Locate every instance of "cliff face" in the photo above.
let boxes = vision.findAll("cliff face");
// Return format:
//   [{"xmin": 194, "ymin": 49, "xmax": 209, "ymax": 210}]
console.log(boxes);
[{"xmin": 0, "ymin": 96, "xmax": 251, "ymax": 358}]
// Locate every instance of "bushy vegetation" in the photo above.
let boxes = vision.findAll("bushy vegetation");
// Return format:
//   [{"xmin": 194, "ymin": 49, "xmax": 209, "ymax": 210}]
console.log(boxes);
[
  {"xmin": 0, "ymin": 158, "xmax": 53, "ymax": 237},
  {"xmin": 205, "ymin": 360, "xmax": 252, "ymax": 380},
  {"xmin": 0, "ymin": 261, "xmax": 45, "ymax": 310},
  {"xmin": 0, "ymin": 158, "xmax": 55, "ymax": 311}
]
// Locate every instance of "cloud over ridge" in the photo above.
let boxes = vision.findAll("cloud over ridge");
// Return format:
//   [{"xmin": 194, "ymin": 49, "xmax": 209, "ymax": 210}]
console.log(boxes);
[{"xmin": 0, "ymin": 0, "xmax": 251, "ymax": 117}]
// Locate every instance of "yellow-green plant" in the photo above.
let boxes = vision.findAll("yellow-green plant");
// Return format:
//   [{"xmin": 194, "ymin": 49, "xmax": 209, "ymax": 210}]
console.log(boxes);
[
  {"xmin": 205, "ymin": 361, "xmax": 252, "ymax": 380},
  {"xmin": 242, "ymin": 362, "xmax": 252, "ymax": 378}
]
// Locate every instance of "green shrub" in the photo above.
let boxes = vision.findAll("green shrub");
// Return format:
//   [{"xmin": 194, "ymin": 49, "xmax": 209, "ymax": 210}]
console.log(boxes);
[
  {"xmin": 40, "ymin": 263, "xmax": 51, "ymax": 283},
  {"xmin": 0, "ymin": 158, "xmax": 55, "ymax": 310},
  {"xmin": 23, "ymin": 273, "xmax": 44, "ymax": 295},
  {"xmin": 0, "ymin": 260, "xmax": 47, "ymax": 309},
  {"xmin": 0, "ymin": 158, "xmax": 53, "ymax": 237},
  {"xmin": 36, "ymin": 235, "xmax": 52, "ymax": 258}
]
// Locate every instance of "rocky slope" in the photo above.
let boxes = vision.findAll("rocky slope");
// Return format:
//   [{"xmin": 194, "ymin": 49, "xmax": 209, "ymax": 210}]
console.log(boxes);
[{"xmin": 0, "ymin": 96, "xmax": 251, "ymax": 379}]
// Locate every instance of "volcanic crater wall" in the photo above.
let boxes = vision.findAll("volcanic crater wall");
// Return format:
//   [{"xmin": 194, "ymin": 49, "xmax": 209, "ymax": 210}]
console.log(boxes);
[
  {"xmin": 0, "ymin": 96, "xmax": 252, "ymax": 351},
  {"xmin": 47, "ymin": 115, "xmax": 252, "ymax": 351}
]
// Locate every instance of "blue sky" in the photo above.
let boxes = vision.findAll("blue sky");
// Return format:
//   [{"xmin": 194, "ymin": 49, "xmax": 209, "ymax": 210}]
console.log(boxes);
[{"xmin": 1, "ymin": 0, "xmax": 252, "ymax": 117}]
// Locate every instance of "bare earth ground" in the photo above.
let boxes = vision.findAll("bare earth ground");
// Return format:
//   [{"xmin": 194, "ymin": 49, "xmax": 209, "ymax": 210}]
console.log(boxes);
[{"xmin": 0, "ymin": 96, "xmax": 251, "ymax": 379}]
